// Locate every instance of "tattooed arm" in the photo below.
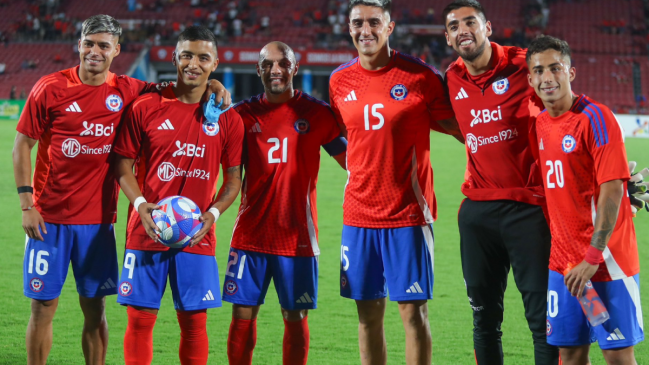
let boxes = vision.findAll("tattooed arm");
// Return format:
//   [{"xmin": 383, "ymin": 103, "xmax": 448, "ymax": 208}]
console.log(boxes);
[
  {"xmin": 213, "ymin": 165, "xmax": 243, "ymax": 213},
  {"xmin": 564, "ymin": 179, "xmax": 625, "ymax": 296},
  {"xmin": 189, "ymin": 165, "xmax": 242, "ymax": 246}
]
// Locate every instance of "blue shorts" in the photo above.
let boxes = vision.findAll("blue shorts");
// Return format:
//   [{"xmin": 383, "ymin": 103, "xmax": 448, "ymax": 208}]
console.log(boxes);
[
  {"xmin": 340, "ymin": 224, "xmax": 434, "ymax": 301},
  {"xmin": 117, "ymin": 249, "xmax": 221, "ymax": 311},
  {"xmin": 221, "ymin": 248, "xmax": 318, "ymax": 310},
  {"xmin": 23, "ymin": 223, "xmax": 118, "ymax": 300},
  {"xmin": 547, "ymin": 270, "xmax": 644, "ymax": 350}
]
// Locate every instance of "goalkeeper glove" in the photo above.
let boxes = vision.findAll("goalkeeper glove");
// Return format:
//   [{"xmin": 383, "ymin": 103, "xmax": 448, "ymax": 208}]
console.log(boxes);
[{"xmin": 628, "ymin": 161, "xmax": 649, "ymax": 215}]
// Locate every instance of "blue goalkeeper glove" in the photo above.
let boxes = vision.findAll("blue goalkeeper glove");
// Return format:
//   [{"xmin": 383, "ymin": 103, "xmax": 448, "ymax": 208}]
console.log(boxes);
[
  {"xmin": 202, "ymin": 93, "xmax": 232, "ymax": 124},
  {"xmin": 628, "ymin": 161, "xmax": 649, "ymax": 215}
]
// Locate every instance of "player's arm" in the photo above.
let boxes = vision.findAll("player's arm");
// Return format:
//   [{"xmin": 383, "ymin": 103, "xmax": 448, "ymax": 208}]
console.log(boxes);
[
  {"xmin": 12, "ymin": 132, "xmax": 46, "ymax": 240},
  {"xmin": 189, "ymin": 165, "xmax": 242, "ymax": 246},
  {"xmin": 564, "ymin": 179, "xmax": 625, "ymax": 296},
  {"xmin": 435, "ymin": 117, "xmax": 464, "ymax": 144},
  {"xmin": 138, "ymin": 79, "xmax": 232, "ymax": 109},
  {"xmin": 113, "ymin": 154, "xmax": 161, "ymax": 242},
  {"xmin": 333, "ymin": 152, "xmax": 347, "ymax": 169}
]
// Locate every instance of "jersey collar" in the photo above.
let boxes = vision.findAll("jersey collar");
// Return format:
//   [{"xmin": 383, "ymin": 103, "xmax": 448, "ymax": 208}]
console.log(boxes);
[
  {"xmin": 355, "ymin": 50, "xmax": 397, "ymax": 76},
  {"xmin": 62, "ymin": 65, "xmax": 117, "ymax": 87}
]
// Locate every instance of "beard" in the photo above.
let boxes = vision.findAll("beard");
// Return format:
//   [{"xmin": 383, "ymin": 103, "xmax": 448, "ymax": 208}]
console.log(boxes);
[
  {"xmin": 456, "ymin": 39, "xmax": 487, "ymax": 62},
  {"xmin": 267, "ymin": 82, "xmax": 291, "ymax": 95}
]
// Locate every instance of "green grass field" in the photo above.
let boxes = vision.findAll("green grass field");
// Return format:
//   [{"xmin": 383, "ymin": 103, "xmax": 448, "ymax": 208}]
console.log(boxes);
[{"xmin": 0, "ymin": 120, "xmax": 647, "ymax": 364}]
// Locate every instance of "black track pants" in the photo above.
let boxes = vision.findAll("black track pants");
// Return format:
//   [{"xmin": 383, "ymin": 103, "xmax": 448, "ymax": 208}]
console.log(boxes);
[{"xmin": 459, "ymin": 199, "xmax": 559, "ymax": 365}]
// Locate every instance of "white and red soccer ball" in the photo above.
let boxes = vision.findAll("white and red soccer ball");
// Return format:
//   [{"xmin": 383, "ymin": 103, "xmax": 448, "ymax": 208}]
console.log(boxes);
[{"xmin": 151, "ymin": 195, "xmax": 203, "ymax": 248}]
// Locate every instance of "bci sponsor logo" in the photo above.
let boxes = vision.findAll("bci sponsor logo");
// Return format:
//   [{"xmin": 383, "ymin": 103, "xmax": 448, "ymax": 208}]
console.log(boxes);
[
  {"xmin": 80, "ymin": 121, "xmax": 114, "ymax": 137},
  {"xmin": 61, "ymin": 138, "xmax": 111, "ymax": 158},
  {"xmin": 470, "ymin": 106, "xmax": 502, "ymax": 127},
  {"xmin": 172, "ymin": 140, "xmax": 205, "ymax": 158}
]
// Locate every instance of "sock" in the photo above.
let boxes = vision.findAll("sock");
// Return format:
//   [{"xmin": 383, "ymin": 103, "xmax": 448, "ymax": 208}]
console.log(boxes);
[
  {"xmin": 283, "ymin": 316, "xmax": 309, "ymax": 365},
  {"xmin": 177, "ymin": 310, "xmax": 209, "ymax": 365},
  {"xmin": 227, "ymin": 317, "xmax": 257, "ymax": 365},
  {"xmin": 124, "ymin": 306, "xmax": 157, "ymax": 365}
]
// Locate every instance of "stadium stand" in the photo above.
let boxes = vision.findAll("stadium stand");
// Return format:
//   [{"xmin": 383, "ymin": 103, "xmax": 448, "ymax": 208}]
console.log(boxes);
[{"xmin": 0, "ymin": 0, "xmax": 647, "ymax": 113}]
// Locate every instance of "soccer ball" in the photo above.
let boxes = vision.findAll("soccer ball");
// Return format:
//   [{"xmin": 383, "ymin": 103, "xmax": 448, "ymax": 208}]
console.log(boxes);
[{"xmin": 151, "ymin": 195, "xmax": 203, "ymax": 248}]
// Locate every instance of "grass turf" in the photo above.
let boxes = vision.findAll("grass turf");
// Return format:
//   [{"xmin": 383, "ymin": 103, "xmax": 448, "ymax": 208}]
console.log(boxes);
[{"xmin": 0, "ymin": 121, "xmax": 647, "ymax": 364}]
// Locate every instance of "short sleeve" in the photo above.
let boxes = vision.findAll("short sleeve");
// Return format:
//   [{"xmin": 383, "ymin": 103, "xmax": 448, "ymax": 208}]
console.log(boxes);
[
  {"xmin": 113, "ymin": 101, "xmax": 146, "ymax": 159},
  {"xmin": 328, "ymin": 77, "xmax": 347, "ymax": 134},
  {"xmin": 584, "ymin": 105, "xmax": 630, "ymax": 185},
  {"xmin": 220, "ymin": 110, "xmax": 244, "ymax": 169},
  {"xmin": 16, "ymin": 78, "xmax": 52, "ymax": 139},
  {"xmin": 425, "ymin": 71, "xmax": 455, "ymax": 124},
  {"xmin": 320, "ymin": 107, "xmax": 347, "ymax": 156}
]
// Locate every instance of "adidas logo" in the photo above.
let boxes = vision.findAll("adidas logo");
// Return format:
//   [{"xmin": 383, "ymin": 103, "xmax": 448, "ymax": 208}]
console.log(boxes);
[
  {"xmin": 202, "ymin": 290, "xmax": 215, "ymax": 301},
  {"xmin": 295, "ymin": 292, "xmax": 313, "ymax": 304},
  {"xmin": 343, "ymin": 90, "xmax": 358, "ymax": 102},
  {"xmin": 455, "ymin": 88, "xmax": 469, "ymax": 100},
  {"xmin": 406, "ymin": 282, "xmax": 424, "ymax": 294},
  {"xmin": 158, "ymin": 119, "xmax": 174, "ymax": 130},
  {"xmin": 248, "ymin": 122, "xmax": 261, "ymax": 133},
  {"xmin": 539, "ymin": 138, "xmax": 544, "ymax": 150},
  {"xmin": 100, "ymin": 278, "xmax": 117, "ymax": 290},
  {"xmin": 606, "ymin": 328, "xmax": 626, "ymax": 341},
  {"xmin": 66, "ymin": 101, "xmax": 82, "ymax": 112}
]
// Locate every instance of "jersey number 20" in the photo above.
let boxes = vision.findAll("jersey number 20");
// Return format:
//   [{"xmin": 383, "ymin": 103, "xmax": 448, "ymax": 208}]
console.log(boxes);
[{"xmin": 546, "ymin": 160, "xmax": 565, "ymax": 189}]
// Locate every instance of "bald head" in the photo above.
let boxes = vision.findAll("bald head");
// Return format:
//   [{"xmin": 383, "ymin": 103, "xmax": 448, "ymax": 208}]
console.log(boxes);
[
  {"xmin": 257, "ymin": 41, "xmax": 299, "ymax": 97},
  {"xmin": 259, "ymin": 41, "xmax": 296, "ymax": 67}
]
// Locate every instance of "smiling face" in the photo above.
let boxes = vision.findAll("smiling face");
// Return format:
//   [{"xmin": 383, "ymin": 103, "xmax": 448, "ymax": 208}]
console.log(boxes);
[
  {"xmin": 349, "ymin": 5, "xmax": 394, "ymax": 57},
  {"xmin": 173, "ymin": 40, "xmax": 219, "ymax": 88},
  {"xmin": 78, "ymin": 32, "xmax": 120, "ymax": 75},
  {"xmin": 527, "ymin": 49, "xmax": 575, "ymax": 105},
  {"xmin": 257, "ymin": 43, "xmax": 298, "ymax": 95},
  {"xmin": 444, "ymin": 6, "xmax": 491, "ymax": 62}
]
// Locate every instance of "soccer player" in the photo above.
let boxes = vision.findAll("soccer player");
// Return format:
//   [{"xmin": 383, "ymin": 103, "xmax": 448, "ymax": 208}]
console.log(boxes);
[
  {"xmin": 527, "ymin": 35, "xmax": 642, "ymax": 365},
  {"xmin": 329, "ymin": 1, "xmax": 461, "ymax": 363},
  {"xmin": 112, "ymin": 26, "xmax": 243, "ymax": 365},
  {"xmin": 223, "ymin": 41, "xmax": 347, "ymax": 365},
  {"xmin": 12, "ymin": 14, "xmax": 227, "ymax": 365},
  {"xmin": 443, "ymin": 1, "xmax": 559, "ymax": 363}
]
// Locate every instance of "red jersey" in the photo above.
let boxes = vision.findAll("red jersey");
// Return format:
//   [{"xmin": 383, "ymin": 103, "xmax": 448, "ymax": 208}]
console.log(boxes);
[
  {"xmin": 533, "ymin": 95, "xmax": 638, "ymax": 281},
  {"xmin": 113, "ymin": 86, "xmax": 244, "ymax": 256},
  {"xmin": 231, "ymin": 91, "xmax": 345, "ymax": 257},
  {"xmin": 446, "ymin": 43, "xmax": 545, "ymax": 206},
  {"xmin": 329, "ymin": 51, "xmax": 455, "ymax": 228},
  {"xmin": 16, "ymin": 66, "xmax": 156, "ymax": 224}
]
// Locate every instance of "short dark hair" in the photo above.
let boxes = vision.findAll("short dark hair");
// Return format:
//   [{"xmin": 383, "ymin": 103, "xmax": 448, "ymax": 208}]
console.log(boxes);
[
  {"xmin": 526, "ymin": 35, "xmax": 572, "ymax": 64},
  {"xmin": 348, "ymin": 0, "xmax": 392, "ymax": 17},
  {"xmin": 81, "ymin": 14, "xmax": 122, "ymax": 38},
  {"xmin": 442, "ymin": 0, "xmax": 487, "ymax": 27},
  {"xmin": 177, "ymin": 25, "xmax": 218, "ymax": 55}
]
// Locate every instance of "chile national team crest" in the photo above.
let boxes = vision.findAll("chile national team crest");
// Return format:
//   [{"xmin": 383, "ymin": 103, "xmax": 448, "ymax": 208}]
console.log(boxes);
[
  {"xmin": 203, "ymin": 121, "xmax": 220, "ymax": 136},
  {"xmin": 119, "ymin": 281, "xmax": 133, "ymax": 296},
  {"xmin": 294, "ymin": 119, "xmax": 310, "ymax": 134},
  {"xmin": 224, "ymin": 280, "xmax": 238, "ymax": 295},
  {"xmin": 105, "ymin": 94, "xmax": 124, "ymax": 112},
  {"xmin": 492, "ymin": 78, "xmax": 510, "ymax": 95},
  {"xmin": 30, "ymin": 278, "xmax": 44, "ymax": 292},
  {"xmin": 390, "ymin": 84, "xmax": 408, "ymax": 101},
  {"xmin": 562, "ymin": 135, "xmax": 577, "ymax": 153},
  {"xmin": 546, "ymin": 320, "xmax": 552, "ymax": 336}
]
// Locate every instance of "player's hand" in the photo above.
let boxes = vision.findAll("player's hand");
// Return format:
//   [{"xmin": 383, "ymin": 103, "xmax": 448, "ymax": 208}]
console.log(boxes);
[
  {"xmin": 206, "ymin": 79, "xmax": 232, "ymax": 110},
  {"xmin": 564, "ymin": 260, "xmax": 599, "ymax": 297},
  {"xmin": 188, "ymin": 212, "xmax": 215, "ymax": 247},
  {"xmin": 156, "ymin": 81, "xmax": 175, "ymax": 91},
  {"xmin": 628, "ymin": 161, "xmax": 649, "ymax": 215},
  {"xmin": 137, "ymin": 203, "xmax": 162, "ymax": 242},
  {"xmin": 22, "ymin": 208, "xmax": 46, "ymax": 241}
]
